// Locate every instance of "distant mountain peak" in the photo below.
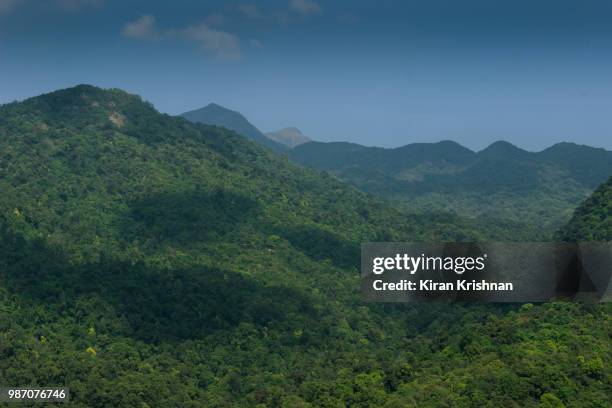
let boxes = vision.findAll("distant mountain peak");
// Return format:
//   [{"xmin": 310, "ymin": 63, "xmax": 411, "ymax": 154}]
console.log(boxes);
[
  {"xmin": 181, "ymin": 103, "xmax": 287, "ymax": 153},
  {"xmin": 478, "ymin": 140, "xmax": 529, "ymax": 158},
  {"xmin": 396, "ymin": 140, "xmax": 476, "ymax": 156},
  {"xmin": 265, "ymin": 127, "xmax": 311, "ymax": 148},
  {"xmin": 483, "ymin": 140, "xmax": 521, "ymax": 150},
  {"xmin": 184, "ymin": 103, "xmax": 244, "ymax": 120},
  {"xmin": 542, "ymin": 141, "xmax": 608, "ymax": 154},
  {"xmin": 202, "ymin": 102, "xmax": 236, "ymax": 112}
]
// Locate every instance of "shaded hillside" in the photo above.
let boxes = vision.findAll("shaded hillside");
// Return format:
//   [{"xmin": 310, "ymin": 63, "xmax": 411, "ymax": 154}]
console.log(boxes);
[
  {"xmin": 556, "ymin": 177, "xmax": 612, "ymax": 241},
  {"xmin": 181, "ymin": 102, "xmax": 287, "ymax": 152},
  {"xmin": 0, "ymin": 85, "xmax": 489, "ymax": 406},
  {"xmin": 289, "ymin": 140, "xmax": 612, "ymax": 234},
  {"xmin": 0, "ymin": 86, "xmax": 609, "ymax": 407}
]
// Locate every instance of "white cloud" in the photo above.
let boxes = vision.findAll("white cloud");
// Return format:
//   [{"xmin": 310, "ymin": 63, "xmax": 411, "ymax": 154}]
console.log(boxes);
[
  {"xmin": 122, "ymin": 15, "xmax": 159, "ymax": 40},
  {"xmin": 122, "ymin": 14, "xmax": 242, "ymax": 60},
  {"xmin": 0, "ymin": 0, "xmax": 24, "ymax": 15},
  {"xmin": 178, "ymin": 23, "xmax": 241, "ymax": 60},
  {"xmin": 289, "ymin": 0, "xmax": 320, "ymax": 16}
]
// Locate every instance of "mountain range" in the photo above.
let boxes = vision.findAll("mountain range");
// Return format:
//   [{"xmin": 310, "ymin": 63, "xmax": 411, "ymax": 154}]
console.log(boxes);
[
  {"xmin": 0, "ymin": 85, "xmax": 609, "ymax": 406},
  {"xmin": 288, "ymin": 140, "xmax": 612, "ymax": 234},
  {"xmin": 179, "ymin": 103, "xmax": 610, "ymax": 235}
]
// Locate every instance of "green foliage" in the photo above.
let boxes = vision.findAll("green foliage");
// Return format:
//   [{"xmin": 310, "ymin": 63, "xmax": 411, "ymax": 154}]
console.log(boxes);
[
  {"xmin": 0, "ymin": 86, "xmax": 610, "ymax": 407},
  {"xmin": 556, "ymin": 177, "xmax": 612, "ymax": 241},
  {"xmin": 289, "ymin": 140, "xmax": 612, "ymax": 238}
]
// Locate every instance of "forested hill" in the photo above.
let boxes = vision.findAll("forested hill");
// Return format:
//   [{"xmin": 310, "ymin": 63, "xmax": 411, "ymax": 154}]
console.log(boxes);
[
  {"xmin": 288, "ymin": 140, "xmax": 612, "ymax": 234},
  {"xmin": 0, "ymin": 85, "xmax": 498, "ymax": 259},
  {"xmin": 181, "ymin": 102, "xmax": 287, "ymax": 153},
  {"xmin": 0, "ymin": 85, "xmax": 609, "ymax": 407},
  {"xmin": 556, "ymin": 177, "xmax": 612, "ymax": 241},
  {"xmin": 0, "ymin": 84, "xmax": 493, "ymax": 406}
]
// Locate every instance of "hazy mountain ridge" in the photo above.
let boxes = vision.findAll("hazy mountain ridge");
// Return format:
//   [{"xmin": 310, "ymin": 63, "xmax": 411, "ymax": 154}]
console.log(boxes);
[
  {"xmin": 289, "ymin": 140, "xmax": 612, "ymax": 232},
  {"xmin": 265, "ymin": 127, "xmax": 311, "ymax": 147},
  {"xmin": 291, "ymin": 139, "xmax": 611, "ymax": 181},
  {"xmin": 181, "ymin": 102, "xmax": 288, "ymax": 152}
]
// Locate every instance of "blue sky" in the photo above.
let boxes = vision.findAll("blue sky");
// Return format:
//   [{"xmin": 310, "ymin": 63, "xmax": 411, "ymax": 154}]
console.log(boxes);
[{"xmin": 1, "ymin": 0, "xmax": 612, "ymax": 151}]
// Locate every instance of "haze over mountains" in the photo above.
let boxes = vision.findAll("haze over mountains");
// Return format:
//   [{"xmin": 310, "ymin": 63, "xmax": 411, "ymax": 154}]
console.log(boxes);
[
  {"xmin": 181, "ymin": 103, "xmax": 288, "ymax": 152},
  {"xmin": 288, "ymin": 139, "xmax": 612, "ymax": 233},
  {"xmin": 289, "ymin": 140, "xmax": 612, "ymax": 189},
  {"xmin": 178, "ymin": 102, "xmax": 611, "ymax": 235},
  {"xmin": 265, "ymin": 127, "xmax": 311, "ymax": 148},
  {"xmin": 181, "ymin": 103, "xmax": 312, "ymax": 149}
]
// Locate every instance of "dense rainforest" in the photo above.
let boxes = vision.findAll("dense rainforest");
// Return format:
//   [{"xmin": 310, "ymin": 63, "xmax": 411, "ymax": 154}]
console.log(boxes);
[{"xmin": 0, "ymin": 85, "xmax": 609, "ymax": 407}]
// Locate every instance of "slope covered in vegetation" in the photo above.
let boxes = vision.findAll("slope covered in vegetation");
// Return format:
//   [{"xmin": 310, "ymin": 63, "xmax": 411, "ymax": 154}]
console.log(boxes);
[
  {"xmin": 289, "ymin": 140, "xmax": 612, "ymax": 235},
  {"xmin": 0, "ymin": 86, "xmax": 609, "ymax": 407},
  {"xmin": 556, "ymin": 177, "xmax": 612, "ymax": 241}
]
